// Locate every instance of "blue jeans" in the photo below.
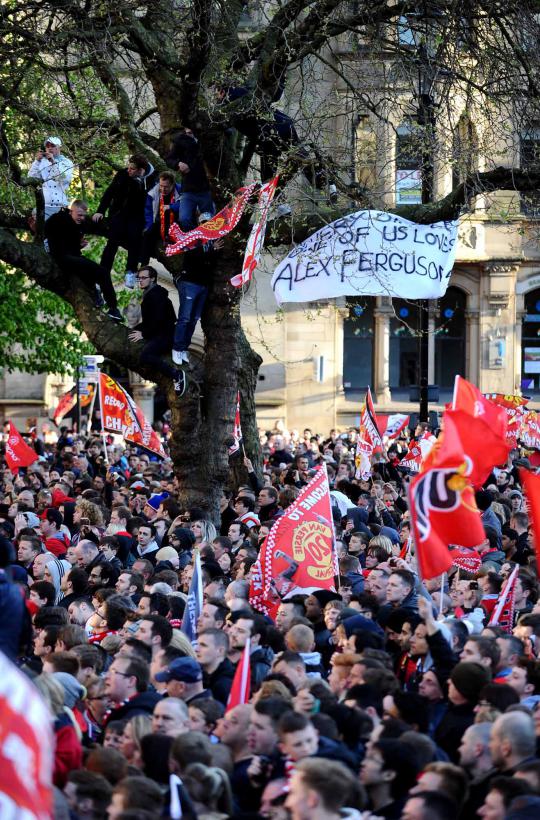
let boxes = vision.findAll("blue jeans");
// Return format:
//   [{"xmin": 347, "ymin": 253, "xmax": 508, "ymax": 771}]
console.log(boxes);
[
  {"xmin": 177, "ymin": 191, "xmax": 214, "ymax": 231},
  {"xmin": 174, "ymin": 281, "xmax": 208, "ymax": 351}
]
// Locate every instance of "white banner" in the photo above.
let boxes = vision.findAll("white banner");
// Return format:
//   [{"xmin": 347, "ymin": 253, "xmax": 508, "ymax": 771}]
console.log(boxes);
[{"xmin": 271, "ymin": 210, "xmax": 458, "ymax": 304}]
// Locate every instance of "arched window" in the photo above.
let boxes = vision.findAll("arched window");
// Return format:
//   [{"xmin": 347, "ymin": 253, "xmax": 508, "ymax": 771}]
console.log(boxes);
[
  {"xmin": 452, "ymin": 114, "xmax": 478, "ymax": 191},
  {"xmin": 343, "ymin": 298, "xmax": 374, "ymax": 392},
  {"xmin": 520, "ymin": 124, "xmax": 540, "ymax": 215},
  {"xmin": 389, "ymin": 299, "xmax": 421, "ymax": 391},
  {"xmin": 434, "ymin": 286, "xmax": 466, "ymax": 387},
  {"xmin": 522, "ymin": 288, "xmax": 540, "ymax": 393},
  {"xmin": 395, "ymin": 120, "xmax": 422, "ymax": 204}
]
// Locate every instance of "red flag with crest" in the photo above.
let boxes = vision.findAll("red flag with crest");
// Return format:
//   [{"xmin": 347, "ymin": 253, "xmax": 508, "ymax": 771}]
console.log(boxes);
[
  {"xmin": 4, "ymin": 421, "xmax": 38, "ymax": 472},
  {"xmin": 409, "ymin": 413, "xmax": 484, "ymax": 580},
  {"xmin": 249, "ymin": 466, "xmax": 338, "ymax": 619},
  {"xmin": 520, "ymin": 410, "xmax": 540, "ymax": 451},
  {"xmin": 355, "ymin": 388, "xmax": 383, "ymax": 480}
]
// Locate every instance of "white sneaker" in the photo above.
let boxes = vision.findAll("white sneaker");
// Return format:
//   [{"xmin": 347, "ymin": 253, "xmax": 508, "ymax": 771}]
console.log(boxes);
[
  {"xmin": 182, "ymin": 351, "xmax": 190, "ymax": 364},
  {"xmin": 124, "ymin": 271, "xmax": 137, "ymax": 289},
  {"xmin": 172, "ymin": 350, "xmax": 184, "ymax": 365}
]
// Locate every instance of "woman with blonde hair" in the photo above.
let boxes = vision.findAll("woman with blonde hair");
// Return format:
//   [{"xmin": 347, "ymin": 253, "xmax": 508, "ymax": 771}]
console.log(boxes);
[
  {"xmin": 368, "ymin": 534, "xmax": 393, "ymax": 556},
  {"xmin": 121, "ymin": 714, "xmax": 152, "ymax": 768},
  {"xmin": 190, "ymin": 519, "xmax": 217, "ymax": 547}
]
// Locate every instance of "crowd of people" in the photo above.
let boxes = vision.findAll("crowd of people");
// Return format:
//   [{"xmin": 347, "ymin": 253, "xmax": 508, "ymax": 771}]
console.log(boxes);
[{"xmin": 1, "ymin": 420, "xmax": 540, "ymax": 819}]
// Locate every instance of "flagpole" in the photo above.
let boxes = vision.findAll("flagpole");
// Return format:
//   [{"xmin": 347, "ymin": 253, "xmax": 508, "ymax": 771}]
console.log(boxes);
[
  {"xmin": 489, "ymin": 565, "xmax": 519, "ymax": 626},
  {"xmin": 96, "ymin": 372, "xmax": 109, "ymax": 464},
  {"xmin": 438, "ymin": 573, "xmax": 445, "ymax": 620}
]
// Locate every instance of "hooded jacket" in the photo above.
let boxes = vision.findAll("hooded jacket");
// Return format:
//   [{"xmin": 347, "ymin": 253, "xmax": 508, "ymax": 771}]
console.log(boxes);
[
  {"xmin": 97, "ymin": 163, "xmax": 156, "ymax": 221},
  {"xmin": 250, "ymin": 645, "xmax": 274, "ymax": 689},
  {"xmin": 144, "ymin": 181, "xmax": 182, "ymax": 231}
]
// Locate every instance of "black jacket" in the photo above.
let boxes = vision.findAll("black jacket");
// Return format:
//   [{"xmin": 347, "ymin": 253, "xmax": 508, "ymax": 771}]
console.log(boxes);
[
  {"xmin": 203, "ymin": 658, "xmax": 236, "ymax": 705},
  {"xmin": 136, "ymin": 283, "xmax": 176, "ymax": 342},
  {"xmin": 45, "ymin": 209, "xmax": 91, "ymax": 258},
  {"xmin": 177, "ymin": 243, "xmax": 217, "ymax": 288},
  {"xmin": 434, "ymin": 702, "xmax": 475, "ymax": 763},
  {"xmin": 165, "ymin": 133, "xmax": 210, "ymax": 192},
  {"xmin": 104, "ymin": 690, "xmax": 162, "ymax": 725},
  {"xmin": 97, "ymin": 164, "xmax": 156, "ymax": 221},
  {"xmin": 250, "ymin": 645, "xmax": 274, "ymax": 690}
]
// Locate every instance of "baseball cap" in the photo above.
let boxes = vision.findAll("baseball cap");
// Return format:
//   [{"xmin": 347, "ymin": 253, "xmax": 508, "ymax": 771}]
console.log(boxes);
[
  {"xmin": 146, "ymin": 492, "xmax": 169, "ymax": 511},
  {"xmin": 45, "ymin": 136, "xmax": 62, "ymax": 146},
  {"xmin": 155, "ymin": 657, "xmax": 202, "ymax": 684}
]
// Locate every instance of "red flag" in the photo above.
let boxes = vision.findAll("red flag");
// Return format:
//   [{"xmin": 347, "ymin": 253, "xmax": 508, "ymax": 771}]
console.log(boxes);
[
  {"xmin": 226, "ymin": 637, "xmax": 251, "ymax": 712},
  {"xmin": 228, "ymin": 392, "xmax": 243, "ymax": 455},
  {"xmin": 488, "ymin": 566, "xmax": 519, "ymax": 633},
  {"xmin": 452, "ymin": 375, "xmax": 508, "ymax": 441},
  {"xmin": 99, "ymin": 373, "xmax": 166, "ymax": 458},
  {"xmin": 445, "ymin": 409, "xmax": 511, "ymax": 487},
  {"xmin": 355, "ymin": 388, "xmax": 383, "ymax": 479},
  {"xmin": 231, "ymin": 176, "xmax": 279, "ymax": 287},
  {"xmin": 0, "ymin": 650, "xmax": 54, "ymax": 817},
  {"xmin": 409, "ymin": 413, "xmax": 484, "ymax": 580},
  {"xmin": 4, "ymin": 421, "xmax": 38, "ymax": 471},
  {"xmin": 377, "ymin": 413, "xmax": 409, "ymax": 440},
  {"xmin": 400, "ymin": 440, "xmax": 423, "ymax": 473},
  {"xmin": 520, "ymin": 410, "xmax": 540, "ymax": 451},
  {"xmin": 249, "ymin": 465, "xmax": 338, "ymax": 618},
  {"xmin": 520, "ymin": 469, "xmax": 540, "ymax": 574},
  {"xmin": 165, "ymin": 184, "xmax": 258, "ymax": 255}
]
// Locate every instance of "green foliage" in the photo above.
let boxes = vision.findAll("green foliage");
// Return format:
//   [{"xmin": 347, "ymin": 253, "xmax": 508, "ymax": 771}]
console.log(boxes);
[{"xmin": 0, "ymin": 263, "xmax": 94, "ymax": 374}]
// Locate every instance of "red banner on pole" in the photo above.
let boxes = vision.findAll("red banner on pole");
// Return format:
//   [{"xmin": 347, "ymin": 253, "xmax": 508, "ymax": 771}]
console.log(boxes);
[
  {"xmin": 520, "ymin": 469, "xmax": 540, "ymax": 575},
  {"xmin": 98, "ymin": 373, "xmax": 166, "ymax": 458},
  {"xmin": 409, "ymin": 413, "xmax": 484, "ymax": 580},
  {"xmin": 355, "ymin": 387, "xmax": 383, "ymax": 480},
  {"xmin": 4, "ymin": 421, "xmax": 38, "ymax": 472},
  {"xmin": 249, "ymin": 466, "xmax": 338, "ymax": 619}
]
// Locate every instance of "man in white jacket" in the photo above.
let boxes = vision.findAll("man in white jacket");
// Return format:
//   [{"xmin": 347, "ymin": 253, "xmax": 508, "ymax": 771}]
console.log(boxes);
[{"xmin": 29, "ymin": 136, "xmax": 73, "ymax": 220}]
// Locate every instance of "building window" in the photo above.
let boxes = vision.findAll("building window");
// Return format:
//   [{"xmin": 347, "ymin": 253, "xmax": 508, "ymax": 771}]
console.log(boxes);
[
  {"xmin": 434, "ymin": 286, "xmax": 466, "ymax": 387},
  {"xmin": 395, "ymin": 120, "xmax": 422, "ymax": 204},
  {"xmin": 343, "ymin": 298, "xmax": 374, "ymax": 392},
  {"xmin": 452, "ymin": 114, "xmax": 478, "ymax": 191},
  {"xmin": 389, "ymin": 299, "xmax": 420, "ymax": 390},
  {"xmin": 354, "ymin": 115, "xmax": 377, "ymax": 192},
  {"xmin": 520, "ymin": 124, "xmax": 540, "ymax": 216},
  {"xmin": 522, "ymin": 288, "xmax": 540, "ymax": 393}
]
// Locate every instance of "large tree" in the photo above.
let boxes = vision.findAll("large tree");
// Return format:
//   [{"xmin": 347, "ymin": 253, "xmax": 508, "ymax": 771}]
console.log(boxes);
[{"xmin": 0, "ymin": 0, "xmax": 539, "ymax": 516}]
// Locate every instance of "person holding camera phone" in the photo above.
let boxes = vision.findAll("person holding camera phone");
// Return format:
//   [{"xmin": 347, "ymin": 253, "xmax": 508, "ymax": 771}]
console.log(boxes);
[{"xmin": 29, "ymin": 136, "xmax": 73, "ymax": 220}]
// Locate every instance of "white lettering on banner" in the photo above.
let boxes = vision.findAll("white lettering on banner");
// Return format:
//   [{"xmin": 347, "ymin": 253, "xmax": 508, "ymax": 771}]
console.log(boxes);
[
  {"xmin": 271, "ymin": 210, "xmax": 458, "ymax": 304},
  {"xmin": 104, "ymin": 395, "xmax": 125, "ymax": 410}
]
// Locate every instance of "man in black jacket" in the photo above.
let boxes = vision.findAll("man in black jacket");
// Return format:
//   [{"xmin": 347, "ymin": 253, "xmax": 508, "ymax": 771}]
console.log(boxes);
[
  {"xmin": 92, "ymin": 153, "xmax": 156, "ymax": 290},
  {"xmin": 128, "ymin": 265, "xmax": 186, "ymax": 396},
  {"xmin": 45, "ymin": 200, "xmax": 122, "ymax": 321},
  {"xmin": 165, "ymin": 128, "xmax": 214, "ymax": 231}
]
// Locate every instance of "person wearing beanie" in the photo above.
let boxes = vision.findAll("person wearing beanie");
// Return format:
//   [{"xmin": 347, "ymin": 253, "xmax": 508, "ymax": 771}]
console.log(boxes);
[
  {"xmin": 144, "ymin": 492, "xmax": 169, "ymax": 521},
  {"xmin": 435, "ymin": 661, "xmax": 490, "ymax": 763},
  {"xmin": 44, "ymin": 558, "xmax": 72, "ymax": 605},
  {"xmin": 418, "ymin": 666, "xmax": 449, "ymax": 737},
  {"xmin": 169, "ymin": 527, "xmax": 195, "ymax": 570}
]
